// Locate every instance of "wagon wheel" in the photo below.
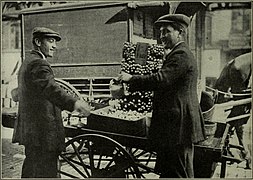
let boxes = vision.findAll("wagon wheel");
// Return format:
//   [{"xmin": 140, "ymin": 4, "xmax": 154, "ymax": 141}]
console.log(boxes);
[
  {"xmin": 59, "ymin": 134, "xmax": 141, "ymax": 178},
  {"xmin": 55, "ymin": 78, "xmax": 88, "ymax": 129},
  {"xmin": 55, "ymin": 78, "xmax": 84, "ymax": 100},
  {"xmin": 126, "ymin": 147, "xmax": 157, "ymax": 177},
  {"xmin": 55, "ymin": 78, "xmax": 83, "ymax": 118}
]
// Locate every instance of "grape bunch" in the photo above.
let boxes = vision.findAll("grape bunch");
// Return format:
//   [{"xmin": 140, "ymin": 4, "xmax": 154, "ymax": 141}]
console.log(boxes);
[
  {"xmin": 118, "ymin": 42, "xmax": 164, "ymax": 113},
  {"xmin": 122, "ymin": 42, "xmax": 164, "ymax": 75}
]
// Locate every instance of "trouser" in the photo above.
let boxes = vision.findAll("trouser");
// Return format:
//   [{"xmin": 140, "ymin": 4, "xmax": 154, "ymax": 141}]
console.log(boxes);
[
  {"xmin": 229, "ymin": 123, "xmax": 248, "ymax": 158},
  {"xmin": 155, "ymin": 143, "xmax": 194, "ymax": 178},
  {"xmin": 234, "ymin": 124, "xmax": 244, "ymax": 147},
  {"xmin": 22, "ymin": 145, "xmax": 60, "ymax": 178}
]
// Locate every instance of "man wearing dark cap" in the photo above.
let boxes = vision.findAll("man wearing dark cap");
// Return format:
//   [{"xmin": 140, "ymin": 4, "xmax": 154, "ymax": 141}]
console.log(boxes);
[
  {"xmin": 119, "ymin": 14, "xmax": 206, "ymax": 178},
  {"xmin": 12, "ymin": 27, "xmax": 91, "ymax": 178}
]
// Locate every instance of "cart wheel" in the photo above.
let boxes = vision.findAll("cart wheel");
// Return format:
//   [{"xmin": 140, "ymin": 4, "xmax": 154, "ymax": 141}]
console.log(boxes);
[
  {"xmin": 59, "ymin": 134, "xmax": 141, "ymax": 178},
  {"xmin": 55, "ymin": 78, "xmax": 83, "ymax": 100},
  {"xmin": 127, "ymin": 147, "xmax": 157, "ymax": 177},
  {"xmin": 56, "ymin": 78, "xmax": 88, "ymax": 125}
]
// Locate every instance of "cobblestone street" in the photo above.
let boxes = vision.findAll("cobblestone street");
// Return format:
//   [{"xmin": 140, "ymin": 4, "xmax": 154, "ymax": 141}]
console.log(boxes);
[{"xmin": 2, "ymin": 126, "xmax": 24, "ymax": 179}]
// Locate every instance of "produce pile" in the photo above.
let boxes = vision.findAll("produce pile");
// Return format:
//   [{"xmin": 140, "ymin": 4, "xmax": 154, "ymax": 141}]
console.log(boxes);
[
  {"xmin": 95, "ymin": 106, "xmax": 145, "ymax": 121},
  {"xmin": 116, "ymin": 42, "xmax": 164, "ymax": 113}
]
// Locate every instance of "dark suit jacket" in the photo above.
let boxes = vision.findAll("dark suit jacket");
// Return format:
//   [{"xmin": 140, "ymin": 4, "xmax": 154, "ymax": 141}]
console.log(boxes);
[
  {"xmin": 12, "ymin": 50, "xmax": 77, "ymax": 152},
  {"xmin": 128, "ymin": 42, "xmax": 206, "ymax": 149}
]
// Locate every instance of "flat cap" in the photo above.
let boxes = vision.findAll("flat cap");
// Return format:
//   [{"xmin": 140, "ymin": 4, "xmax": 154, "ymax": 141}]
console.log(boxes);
[
  {"xmin": 32, "ymin": 27, "xmax": 61, "ymax": 41},
  {"xmin": 155, "ymin": 14, "xmax": 190, "ymax": 29}
]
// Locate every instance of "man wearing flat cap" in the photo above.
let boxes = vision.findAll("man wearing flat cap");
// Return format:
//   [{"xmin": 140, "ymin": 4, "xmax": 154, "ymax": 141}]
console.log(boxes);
[
  {"xmin": 119, "ymin": 14, "xmax": 206, "ymax": 178},
  {"xmin": 12, "ymin": 27, "xmax": 91, "ymax": 178}
]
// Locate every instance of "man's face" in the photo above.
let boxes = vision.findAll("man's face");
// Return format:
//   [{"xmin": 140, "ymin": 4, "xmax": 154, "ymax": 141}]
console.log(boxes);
[
  {"xmin": 159, "ymin": 24, "xmax": 180, "ymax": 50},
  {"xmin": 38, "ymin": 37, "xmax": 57, "ymax": 58}
]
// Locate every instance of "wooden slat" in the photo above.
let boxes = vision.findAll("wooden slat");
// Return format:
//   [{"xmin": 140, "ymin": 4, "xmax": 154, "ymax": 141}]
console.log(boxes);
[
  {"xmin": 62, "ymin": 77, "xmax": 115, "ymax": 80},
  {"xmin": 226, "ymin": 113, "xmax": 251, "ymax": 122},
  {"xmin": 215, "ymin": 98, "xmax": 251, "ymax": 108},
  {"xmin": 90, "ymin": 89, "xmax": 110, "ymax": 92},
  {"xmin": 70, "ymin": 84, "xmax": 90, "ymax": 87},
  {"xmin": 90, "ymin": 84, "xmax": 110, "ymax": 86},
  {"xmin": 59, "ymin": 77, "xmax": 113, "ymax": 97},
  {"xmin": 71, "ymin": 84, "xmax": 110, "ymax": 87},
  {"xmin": 93, "ymin": 94, "xmax": 112, "ymax": 98}
]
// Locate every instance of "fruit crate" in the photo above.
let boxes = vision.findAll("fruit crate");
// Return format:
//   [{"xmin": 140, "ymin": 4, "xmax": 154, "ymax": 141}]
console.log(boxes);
[{"xmin": 87, "ymin": 106, "xmax": 148, "ymax": 137}]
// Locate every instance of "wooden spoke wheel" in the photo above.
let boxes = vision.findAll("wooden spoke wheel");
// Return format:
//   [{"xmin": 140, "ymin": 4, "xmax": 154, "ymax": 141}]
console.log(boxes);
[
  {"xmin": 59, "ymin": 134, "xmax": 141, "ymax": 178},
  {"xmin": 126, "ymin": 147, "xmax": 157, "ymax": 178},
  {"xmin": 55, "ymin": 78, "xmax": 83, "ymax": 100},
  {"xmin": 55, "ymin": 78, "xmax": 87, "ymax": 125}
]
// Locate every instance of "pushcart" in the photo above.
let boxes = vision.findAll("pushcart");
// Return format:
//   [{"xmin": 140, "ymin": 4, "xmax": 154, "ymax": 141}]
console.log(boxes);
[
  {"xmin": 2, "ymin": 79, "xmax": 251, "ymax": 178},
  {"xmin": 56, "ymin": 79, "xmax": 251, "ymax": 178}
]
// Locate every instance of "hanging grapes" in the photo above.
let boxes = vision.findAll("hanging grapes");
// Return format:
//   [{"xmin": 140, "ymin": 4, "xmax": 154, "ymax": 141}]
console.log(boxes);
[{"xmin": 116, "ymin": 42, "xmax": 164, "ymax": 113}]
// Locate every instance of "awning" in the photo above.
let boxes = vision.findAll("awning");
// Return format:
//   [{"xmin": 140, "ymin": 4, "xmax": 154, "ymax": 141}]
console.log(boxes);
[
  {"xmin": 127, "ymin": 1, "xmax": 169, "ymax": 9},
  {"xmin": 207, "ymin": 2, "xmax": 251, "ymax": 11},
  {"xmin": 105, "ymin": 1, "xmax": 170, "ymax": 24},
  {"xmin": 105, "ymin": 8, "xmax": 128, "ymax": 24},
  {"xmin": 174, "ymin": 2, "xmax": 206, "ymax": 17}
]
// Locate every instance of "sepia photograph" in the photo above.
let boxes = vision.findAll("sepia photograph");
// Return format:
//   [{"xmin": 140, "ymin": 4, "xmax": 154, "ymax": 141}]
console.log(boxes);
[{"xmin": 1, "ymin": 1, "xmax": 252, "ymax": 179}]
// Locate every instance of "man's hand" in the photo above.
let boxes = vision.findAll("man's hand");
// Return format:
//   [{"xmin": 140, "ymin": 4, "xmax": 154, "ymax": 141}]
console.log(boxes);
[
  {"xmin": 224, "ymin": 87, "xmax": 233, "ymax": 99},
  {"xmin": 11, "ymin": 88, "xmax": 19, "ymax": 102},
  {"xmin": 74, "ymin": 100, "xmax": 91, "ymax": 117},
  {"xmin": 119, "ymin": 72, "xmax": 132, "ymax": 82}
]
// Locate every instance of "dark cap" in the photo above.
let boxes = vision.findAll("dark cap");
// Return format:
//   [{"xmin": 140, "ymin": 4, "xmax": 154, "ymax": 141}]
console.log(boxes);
[
  {"xmin": 155, "ymin": 14, "xmax": 190, "ymax": 29},
  {"xmin": 32, "ymin": 27, "xmax": 61, "ymax": 41}
]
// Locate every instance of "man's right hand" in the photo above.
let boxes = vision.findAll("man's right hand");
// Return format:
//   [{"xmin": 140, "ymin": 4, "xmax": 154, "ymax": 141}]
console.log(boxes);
[
  {"xmin": 118, "ymin": 72, "xmax": 132, "ymax": 82},
  {"xmin": 74, "ymin": 100, "xmax": 91, "ymax": 117}
]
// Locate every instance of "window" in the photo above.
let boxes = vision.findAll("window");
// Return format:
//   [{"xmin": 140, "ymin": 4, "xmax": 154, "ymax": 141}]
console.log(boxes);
[
  {"xmin": 2, "ymin": 21, "xmax": 21, "ymax": 51},
  {"xmin": 133, "ymin": 11, "xmax": 144, "ymax": 37},
  {"xmin": 133, "ymin": 10, "xmax": 156, "ymax": 40},
  {"xmin": 204, "ymin": 8, "xmax": 251, "ymax": 49}
]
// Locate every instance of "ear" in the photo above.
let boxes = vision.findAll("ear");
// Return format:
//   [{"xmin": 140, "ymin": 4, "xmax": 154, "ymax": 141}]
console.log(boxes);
[
  {"xmin": 177, "ymin": 30, "xmax": 181, "ymax": 38},
  {"xmin": 34, "ymin": 38, "xmax": 41, "ymax": 47},
  {"xmin": 177, "ymin": 29, "xmax": 184, "ymax": 39}
]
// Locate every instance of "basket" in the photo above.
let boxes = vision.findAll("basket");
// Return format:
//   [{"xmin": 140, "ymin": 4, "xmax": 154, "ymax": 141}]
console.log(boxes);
[
  {"xmin": 109, "ymin": 79, "xmax": 125, "ymax": 99},
  {"xmin": 202, "ymin": 106, "xmax": 215, "ymax": 121},
  {"xmin": 2, "ymin": 112, "xmax": 17, "ymax": 128},
  {"xmin": 204, "ymin": 121, "xmax": 217, "ymax": 137}
]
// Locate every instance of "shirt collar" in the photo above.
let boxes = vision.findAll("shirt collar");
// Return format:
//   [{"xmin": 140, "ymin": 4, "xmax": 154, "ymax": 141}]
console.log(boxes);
[
  {"xmin": 170, "ymin": 41, "xmax": 184, "ymax": 52},
  {"xmin": 31, "ymin": 50, "xmax": 46, "ymax": 60},
  {"xmin": 164, "ymin": 41, "xmax": 184, "ymax": 58}
]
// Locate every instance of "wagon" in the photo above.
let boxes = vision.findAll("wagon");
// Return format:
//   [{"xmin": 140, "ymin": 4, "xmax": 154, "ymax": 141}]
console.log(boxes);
[
  {"xmin": 55, "ymin": 79, "xmax": 252, "ymax": 178},
  {"xmin": 2, "ymin": 78, "xmax": 251, "ymax": 178}
]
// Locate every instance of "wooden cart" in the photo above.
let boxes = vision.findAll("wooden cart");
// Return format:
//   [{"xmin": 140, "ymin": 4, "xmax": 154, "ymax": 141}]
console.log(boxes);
[
  {"xmin": 2, "ymin": 79, "xmax": 251, "ymax": 178},
  {"xmin": 56, "ymin": 79, "xmax": 251, "ymax": 178}
]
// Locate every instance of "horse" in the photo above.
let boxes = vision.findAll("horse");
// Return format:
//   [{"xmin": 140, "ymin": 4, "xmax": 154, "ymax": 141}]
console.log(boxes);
[{"xmin": 214, "ymin": 52, "xmax": 251, "ymax": 168}]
